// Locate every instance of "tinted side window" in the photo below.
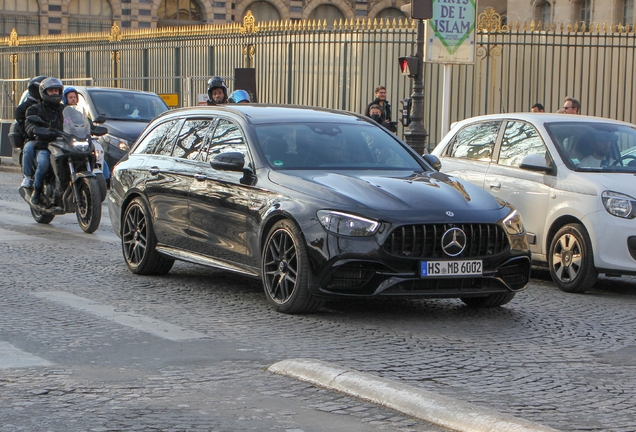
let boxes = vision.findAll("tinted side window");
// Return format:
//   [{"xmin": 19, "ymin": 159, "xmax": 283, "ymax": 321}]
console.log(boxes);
[
  {"xmin": 202, "ymin": 118, "xmax": 247, "ymax": 162},
  {"xmin": 154, "ymin": 119, "xmax": 183, "ymax": 156},
  {"xmin": 449, "ymin": 121, "xmax": 500, "ymax": 161},
  {"xmin": 499, "ymin": 121, "xmax": 549, "ymax": 167},
  {"xmin": 172, "ymin": 119, "xmax": 215, "ymax": 160},
  {"xmin": 133, "ymin": 120, "xmax": 178, "ymax": 155}
]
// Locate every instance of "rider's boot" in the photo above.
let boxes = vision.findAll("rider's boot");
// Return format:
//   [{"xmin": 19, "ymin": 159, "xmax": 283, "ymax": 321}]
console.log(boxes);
[{"xmin": 31, "ymin": 187, "xmax": 43, "ymax": 206}]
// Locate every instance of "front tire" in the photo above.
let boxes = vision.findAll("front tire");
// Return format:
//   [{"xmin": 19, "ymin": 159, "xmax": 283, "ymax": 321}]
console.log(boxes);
[
  {"xmin": 30, "ymin": 207, "xmax": 54, "ymax": 224},
  {"xmin": 95, "ymin": 172, "xmax": 107, "ymax": 202},
  {"xmin": 122, "ymin": 197, "xmax": 174, "ymax": 275},
  {"xmin": 549, "ymin": 223, "xmax": 597, "ymax": 293},
  {"xmin": 262, "ymin": 219, "xmax": 323, "ymax": 314},
  {"xmin": 75, "ymin": 177, "xmax": 102, "ymax": 233},
  {"xmin": 461, "ymin": 292, "xmax": 516, "ymax": 307}
]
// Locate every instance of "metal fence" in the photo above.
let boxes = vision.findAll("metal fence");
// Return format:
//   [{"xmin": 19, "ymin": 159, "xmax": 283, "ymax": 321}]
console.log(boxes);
[{"xmin": 1, "ymin": 9, "xmax": 636, "ymax": 152}]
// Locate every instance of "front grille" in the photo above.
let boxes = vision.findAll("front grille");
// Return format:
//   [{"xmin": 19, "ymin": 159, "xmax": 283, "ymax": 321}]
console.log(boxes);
[{"xmin": 383, "ymin": 223, "xmax": 508, "ymax": 259}]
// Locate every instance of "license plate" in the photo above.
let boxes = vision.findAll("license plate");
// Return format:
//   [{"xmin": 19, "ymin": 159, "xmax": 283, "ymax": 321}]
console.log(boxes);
[{"xmin": 421, "ymin": 260, "xmax": 482, "ymax": 277}]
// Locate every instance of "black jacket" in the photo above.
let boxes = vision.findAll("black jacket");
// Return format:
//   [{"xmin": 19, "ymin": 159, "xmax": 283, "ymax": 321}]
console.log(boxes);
[
  {"xmin": 25, "ymin": 101, "xmax": 65, "ymax": 151},
  {"xmin": 14, "ymin": 95, "xmax": 40, "ymax": 143}
]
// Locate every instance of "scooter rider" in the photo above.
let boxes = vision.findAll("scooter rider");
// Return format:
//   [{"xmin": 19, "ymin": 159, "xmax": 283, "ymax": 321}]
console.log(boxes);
[
  {"xmin": 206, "ymin": 76, "xmax": 228, "ymax": 105},
  {"xmin": 24, "ymin": 77, "xmax": 65, "ymax": 206},
  {"xmin": 16, "ymin": 75, "xmax": 47, "ymax": 188}
]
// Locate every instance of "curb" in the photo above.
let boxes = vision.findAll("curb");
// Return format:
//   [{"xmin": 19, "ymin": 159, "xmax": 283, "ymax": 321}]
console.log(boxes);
[{"xmin": 268, "ymin": 358, "xmax": 561, "ymax": 432}]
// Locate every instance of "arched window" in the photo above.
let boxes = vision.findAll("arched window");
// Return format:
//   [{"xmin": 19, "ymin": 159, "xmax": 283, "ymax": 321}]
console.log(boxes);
[
  {"xmin": 623, "ymin": 0, "xmax": 634, "ymax": 25},
  {"xmin": 158, "ymin": 0, "xmax": 204, "ymax": 27},
  {"xmin": 243, "ymin": 2, "xmax": 281, "ymax": 21},
  {"xmin": 0, "ymin": 0, "xmax": 39, "ymax": 36},
  {"xmin": 308, "ymin": 4, "xmax": 345, "ymax": 23},
  {"xmin": 579, "ymin": 0, "xmax": 591, "ymax": 26},
  {"xmin": 540, "ymin": 2, "xmax": 552, "ymax": 24},
  {"xmin": 375, "ymin": 7, "xmax": 408, "ymax": 20},
  {"xmin": 68, "ymin": 0, "xmax": 113, "ymax": 33}
]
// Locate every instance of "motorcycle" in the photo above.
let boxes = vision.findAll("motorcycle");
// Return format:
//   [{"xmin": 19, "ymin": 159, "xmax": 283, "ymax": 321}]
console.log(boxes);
[{"xmin": 19, "ymin": 106, "xmax": 108, "ymax": 233}]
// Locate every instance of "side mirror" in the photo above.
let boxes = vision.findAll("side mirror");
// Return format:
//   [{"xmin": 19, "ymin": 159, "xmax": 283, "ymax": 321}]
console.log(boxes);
[
  {"xmin": 519, "ymin": 154, "xmax": 553, "ymax": 173},
  {"xmin": 92, "ymin": 125, "xmax": 108, "ymax": 136},
  {"xmin": 210, "ymin": 151, "xmax": 245, "ymax": 172},
  {"xmin": 423, "ymin": 153, "xmax": 442, "ymax": 171},
  {"xmin": 93, "ymin": 115, "xmax": 107, "ymax": 124}
]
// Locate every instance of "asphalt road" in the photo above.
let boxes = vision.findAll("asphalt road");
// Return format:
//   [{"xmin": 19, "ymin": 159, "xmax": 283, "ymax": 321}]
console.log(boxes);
[{"xmin": 1, "ymin": 166, "xmax": 635, "ymax": 432}]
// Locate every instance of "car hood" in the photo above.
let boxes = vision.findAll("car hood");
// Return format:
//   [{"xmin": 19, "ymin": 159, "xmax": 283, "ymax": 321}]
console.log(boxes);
[
  {"xmin": 268, "ymin": 170, "xmax": 505, "ymax": 220},
  {"xmin": 580, "ymin": 172, "xmax": 636, "ymax": 196},
  {"xmin": 103, "ymin": 119, "xmax": 148, "ymax": 142}
]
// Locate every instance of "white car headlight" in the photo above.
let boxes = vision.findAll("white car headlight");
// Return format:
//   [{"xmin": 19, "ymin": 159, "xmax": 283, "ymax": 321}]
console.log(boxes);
[
  {"xmin": 317, "ymin": 210, "xmax": 380, "ymax": 237},
  {"xmin": 602, "ymin": 190, "xmax": 636, "ymax": 218},
  {"xmin": 502, "ymin": 209, "xmax": 525, "ymax": 235},
  {"xmin": 104, "ymin": 134, "xmax": 131, "ymax": 152}
]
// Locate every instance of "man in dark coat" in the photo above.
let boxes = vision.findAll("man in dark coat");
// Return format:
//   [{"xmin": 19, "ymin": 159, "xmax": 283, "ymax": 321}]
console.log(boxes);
[
  {"xmin": 364, "ymin": 85, "xmax": 396, "ymax": 132},
  {"xmin": 24, "ymin": 77, "xmax": 65, "ymax": 206},
  {"xmin": 16, "ymin": 76, "xmax": 46, "ymax": 188}
]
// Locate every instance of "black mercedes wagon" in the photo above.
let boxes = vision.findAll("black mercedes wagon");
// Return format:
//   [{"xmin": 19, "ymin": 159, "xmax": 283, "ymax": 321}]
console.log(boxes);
[{"xmin": 108, "ymin": 105, "xmax": 531, "ymax": 314}]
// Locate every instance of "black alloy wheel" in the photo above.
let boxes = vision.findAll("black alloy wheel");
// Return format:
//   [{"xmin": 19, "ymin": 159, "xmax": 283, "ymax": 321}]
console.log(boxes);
[
  {"xmin": 262, "ymin": 219, "xmax": 322, "ymax": 314},
  {"xmin": 75, "ymin": 177, "xmax": 102, "ymax": 233},
  {"xmin": 549, "ymin": 223, "xmax": 597, "ymax": 293},
  {"xmin": 122, "ymin": 197, "xmax": 174, "ymax": 275},
  {"xmin": 30, "ymin": 207, "xmax": 54, "ymax": 224}
]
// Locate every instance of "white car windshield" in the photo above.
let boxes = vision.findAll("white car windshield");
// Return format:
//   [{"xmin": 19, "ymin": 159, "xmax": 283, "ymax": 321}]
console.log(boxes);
[{"xmin": 545, "ymin": 121, "xmax": 636, "ymax": 172}]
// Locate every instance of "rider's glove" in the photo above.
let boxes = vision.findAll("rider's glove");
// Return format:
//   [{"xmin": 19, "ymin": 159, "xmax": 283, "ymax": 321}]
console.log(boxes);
[{"xmin": 34, "ymin": 127, "xmax": 59, "ymax": 141}]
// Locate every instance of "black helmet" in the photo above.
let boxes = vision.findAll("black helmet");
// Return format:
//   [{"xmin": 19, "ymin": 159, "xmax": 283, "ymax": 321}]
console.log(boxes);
[
  {"xmin": 228, "ymin": 89, "xmax": 251, "ymax": 104},
  {"xmin": 207, "ymin": 76, "xmax": 228, "ymax": 104},
  {"xmin": 39, "ymin": 77, "xmax": 64, "ymax": 106},
  {"xmin": 28, "ymin": 75, "xmax": 47, "ymax": 101}
]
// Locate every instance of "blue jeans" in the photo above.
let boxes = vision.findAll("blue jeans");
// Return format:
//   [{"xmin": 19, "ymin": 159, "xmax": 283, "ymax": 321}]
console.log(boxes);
[
  {"xmin": 33, "ymin": 149, "xmax": 51, "ymax": 190},
  {"xmin": 22, "ymin": 141, "xmax": 36, "ymax": 177}
]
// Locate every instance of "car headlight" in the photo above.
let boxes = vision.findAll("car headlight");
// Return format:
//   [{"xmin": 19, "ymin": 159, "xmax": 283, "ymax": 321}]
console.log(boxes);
[
  {"xmin": 104, "ymin": 134, "xmax": 131, "ymax": 152},
  {"xmin": 317, "ymin": 210, "xmax": 380, "ymax": 237},
  {"xmin": 502, "ymin": 209, "xmax": 525, "ymax": 235},
  {"xmin": 602, "ymin": 190, "xmax": 636, "ymax": 218}
]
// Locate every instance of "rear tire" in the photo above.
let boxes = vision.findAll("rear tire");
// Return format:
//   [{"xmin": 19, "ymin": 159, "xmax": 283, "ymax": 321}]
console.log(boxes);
[
  {"xmin": 75, "ymin": 177, "xmax": 102, "ymax": 233},
  {"xmin": 122, "ymin": 197, "xmax": 174, "ymax": 275},
  {"xmin": 461, "ymin": 292, "xmax": 516, "ymax": 307},
  {"xmin": 549, "ymin": 223, "xmax": 597, "ymax": 293},
  {"xmin": 262, "ymin": 219, "xmax": 323, "ymax": 314},
  {"xmin": 30, "ymin": 207, "xmax": 54, "ymax": 224}
]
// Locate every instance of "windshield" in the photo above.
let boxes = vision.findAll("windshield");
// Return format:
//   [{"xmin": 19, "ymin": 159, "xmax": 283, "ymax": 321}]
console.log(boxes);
[
  {"xmin": 254, "ymin": 122, "xmax": 425, "ymax": 170},
  {"xmin": 88, "ymin": 89, "xmax": 169, "ymax": 121},
  {"xmin": 546, "ymin": 121, "xmax": 636, "ymax": 172},
  {"xmin": 63, "ymin": 106, "xmax": 91, "ymax": 139}
]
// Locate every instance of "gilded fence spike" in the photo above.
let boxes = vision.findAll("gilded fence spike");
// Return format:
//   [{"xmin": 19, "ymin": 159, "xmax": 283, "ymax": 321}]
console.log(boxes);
[{"xmin": 530, "ymin": 20, "xmax": 535, "ymax": 31}]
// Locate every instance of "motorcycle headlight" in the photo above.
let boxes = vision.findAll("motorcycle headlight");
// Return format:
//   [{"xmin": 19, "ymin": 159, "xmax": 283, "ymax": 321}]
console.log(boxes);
[
  {"xmin": 602, "ymin": 190, "xmax": 636, "ymax": 219},
  {"xmin": 73, "ymin": 140, "xmax": 90, "ymax": 151},
  {"xmin": 317, "ymin": 210, "xmax": 380, "ymax": 237},
  {"xmin": 502, "ymin": 209, "xmax": 525, "ymax": 235},
  {"xmin": 104, "ymin": 134, "xmax": 131, "ymax": 152}
]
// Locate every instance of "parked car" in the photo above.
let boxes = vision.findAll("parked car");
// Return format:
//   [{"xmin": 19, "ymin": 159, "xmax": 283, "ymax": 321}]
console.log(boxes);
[
  {"xmin": 70, "ymin": 86, "xmax": 170, "ymax": 168},
  {"xmin": 431, "ymin": 113, "xmax": 636, "ymax": 293},
  {"xmin": 108, "ymin": 105, "xmax": 531, "ymax": 314}
]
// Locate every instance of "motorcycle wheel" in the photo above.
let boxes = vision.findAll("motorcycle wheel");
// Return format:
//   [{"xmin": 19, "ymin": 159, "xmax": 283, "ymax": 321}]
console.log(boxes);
[
  {"xmin": 75, "ymin": 177, "xmax": 102, "ymax": 233},
  {"xmin": 95, "ymin": 172, "xmax": 107, "ymax": 202},
  {"xmin": 30, "ymin": 206, "xmax": 54, "ymax": 224}
]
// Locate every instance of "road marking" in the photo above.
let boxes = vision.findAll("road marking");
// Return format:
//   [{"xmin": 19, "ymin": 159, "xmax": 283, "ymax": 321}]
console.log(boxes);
[
  {"xmin": 0, "ymin": 341, "xmax": 53, "ymax": 369},
  {"xmin": 32, "ymin": 291, "xmax": 208, "ymax": 341}
]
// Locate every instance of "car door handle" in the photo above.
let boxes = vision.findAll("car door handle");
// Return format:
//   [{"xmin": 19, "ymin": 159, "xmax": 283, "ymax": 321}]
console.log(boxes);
[
  {"xmin": 148, "ymin": 166, "xmax": 160, "ymax": 175},
  {"xmin": 194, "ymin": 173, "xmax": 208, "ymax": 181},
  {"xmin": 489, "ymin": 181, "xmax": 501, "ymax": 190}
]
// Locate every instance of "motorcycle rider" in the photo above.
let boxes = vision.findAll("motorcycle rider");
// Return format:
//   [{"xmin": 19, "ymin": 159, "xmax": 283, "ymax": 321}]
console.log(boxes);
[
  {"xmin": 16, "ymin": 75, "xmax": 47, "ymax": 188},
  {"xmin": 24, "ymin": 77, "xmax": 65, "ymax": 206},
  {"xmin": 206, "ymin": 76, "xmax": 228, "ymax": 105},
  {"xmin": 228, "ymin": 89, "xmax": 251, "ymax": 103}
]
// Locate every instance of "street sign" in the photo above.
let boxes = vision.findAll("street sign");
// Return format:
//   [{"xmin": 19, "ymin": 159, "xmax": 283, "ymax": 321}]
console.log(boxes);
[{"xmin": 426, "ymin": 0, "xmax": 476, "ymax": 64}]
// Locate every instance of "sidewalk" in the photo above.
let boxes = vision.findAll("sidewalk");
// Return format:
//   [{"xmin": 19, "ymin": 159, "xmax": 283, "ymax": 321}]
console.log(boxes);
[{"xmin": 0, "ymin": 156, "xmax": 20, "ymax": 172}]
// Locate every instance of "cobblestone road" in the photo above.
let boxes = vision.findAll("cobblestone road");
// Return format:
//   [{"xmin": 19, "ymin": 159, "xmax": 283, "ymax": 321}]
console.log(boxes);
[{"xmin": 1, "ymin": 167, "xmax": 635, "ymax": 432}]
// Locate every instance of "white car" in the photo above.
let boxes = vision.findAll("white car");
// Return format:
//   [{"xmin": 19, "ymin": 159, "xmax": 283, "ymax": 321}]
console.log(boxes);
[{"xmin": 431, "ymin": 113, "xmax": 636, "ymax": 293}]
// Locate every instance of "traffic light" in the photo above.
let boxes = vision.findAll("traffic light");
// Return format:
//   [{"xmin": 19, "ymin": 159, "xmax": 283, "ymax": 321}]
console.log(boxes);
[
  {"xmin": 400, "ymin": 98, "xmax": 412, "ymax": 127},
  {"xmin": 398, "ymin": 56, "xmax": 419, "ymax": 78},
  {"xmin": 400, "ymin": 0, "xmax": 434, "ymax": 20}
]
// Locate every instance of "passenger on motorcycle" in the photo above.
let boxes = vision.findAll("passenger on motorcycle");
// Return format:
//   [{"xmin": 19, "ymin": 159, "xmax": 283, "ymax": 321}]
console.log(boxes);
[
  {"xmin": 16, "ymin": 75, "xmax": 47, "ymax": 188},
  {"xmin": 228, "ymin": 89, "xmax": 251, "ymax": 103},
  {"xmin": 206, "ymin": 76, "xmax": 228, "ymax": 105},
  {"xmin": 24, "ymin": 77, "xmax": 65, "ymax": 206}
]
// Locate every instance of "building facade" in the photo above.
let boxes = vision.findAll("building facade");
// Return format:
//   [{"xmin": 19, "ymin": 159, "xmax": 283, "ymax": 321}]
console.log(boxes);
[
  {"xmin": 0, "ymin": 0, "xmax": 416, "ymax": 36},
  {"xmin": 506, "ymin": 0, "xmax": 634, "ymax": 27}
]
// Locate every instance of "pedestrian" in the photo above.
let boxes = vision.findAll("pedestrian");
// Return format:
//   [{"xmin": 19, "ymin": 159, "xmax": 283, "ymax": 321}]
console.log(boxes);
[
  {"xmin": 16, "ymin": 76, "xmax": 47, "ymax": 188},
  {"xmin": 364, "ymin": 85, "xmax": 396, "ymax": 132},
  {"xmin": 561, "ymin": 97, "xmax": 580, "ymax": 114},
  {"xmin": 367, "ymin": 104, "xmax": 389, "ymax": 128},
  {"xmin": 206, "ymin": 76, "xmax": 228, "ymax": 105},
  {"xmin": 531, "ymin": 103, "xmax": 545, "ymax": 113},
  {"xmin": 24, "ymin": 77, "xmax": 65, "ymax": 206}
]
